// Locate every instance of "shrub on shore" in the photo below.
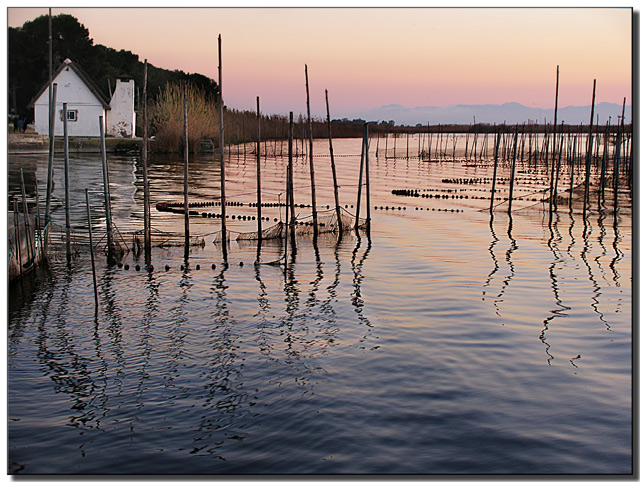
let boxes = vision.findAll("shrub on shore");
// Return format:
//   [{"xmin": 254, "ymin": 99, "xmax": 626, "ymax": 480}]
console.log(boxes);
[{"xmin": 150, "ymin": 82, "xmax": 218, "ymax": 153}]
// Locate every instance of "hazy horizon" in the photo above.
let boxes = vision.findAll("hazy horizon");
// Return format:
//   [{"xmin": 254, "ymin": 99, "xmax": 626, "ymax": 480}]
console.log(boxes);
[{"xmin": 7, "ymin": 7, "xmax": 633, "ymax": 120}]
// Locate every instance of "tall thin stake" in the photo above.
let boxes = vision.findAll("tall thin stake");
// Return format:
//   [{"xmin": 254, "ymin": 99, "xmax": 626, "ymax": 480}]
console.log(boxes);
[
  {"xmin": 288, "ymin": 112, "xmax": 296, "ymax": 251},
  {"xmin": 183, "ymin": 83, "xmax": 189, "ymax": 259},
  {"xmin": 63, "ymin": 103, "xmax": 71, "ymax": 261},
  {"xmin": 305, "ymin": 64, "xmax": 318, "ymax": 238},
  {"xmin": 256, "ymin": 97, "xmax": 262, "ymax": 242},
  {"xmin": 44, "ymin": 82, "xmax": 57, "ymax": 257},
  {"xmin": 325, "ymin": 89, "xmax": 342, "ymax": 236},
  {"xmin": 20, "ymin": 168, "xmax": 34, "ymax": 264},
  {"xmin": 99, "ymin": 116, "xmax": 114, "ymax": 265},
  {"xmin": 508, "ymin": 129, "xmax": 518, "ymax": 215},
  {"xmin": 218, "ymin": 34, "xmax": 228, "ymax": 260},
  {"xmin": 583, "ymin": 79, "xmax": 596, "ymax": 214},
  {"xmin": 85, "ymin": 189, "xmax": 99, "ymax": 310},
  {"xmin": 13, "ymin": 199, "xmax": 22, "ymax": 278},
  {"xmin": 490, "ymin": 131, "xmax": 502, "ymax": 212},
  {"xmin": 364, "ymin": 123, "xmax": 371, "ymax": 235},
  {"xmin": 355, "ymin": 126, "xmax": 366, "ymax": 231},
  {"xmin": 142, "ymin": 59, "xmax": 151, "ymax": 263}
]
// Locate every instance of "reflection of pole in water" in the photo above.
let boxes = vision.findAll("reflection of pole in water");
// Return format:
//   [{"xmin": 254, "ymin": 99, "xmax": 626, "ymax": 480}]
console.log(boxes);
[
  {"xmin": 482, "ymin": 214, "xmax": 500, "ymax": 302},
  {"xmin": 351, "ymin": 233, "xmax": 373, "ymax": 341},
  {"xmin": 541, "ymin": 210, "xmax": 571, "ymax": 366},
  {"xmin": 494, "ymin": 214, "xmax": 518, "ymax": 316},
  {"xmin": 580, "ymin": 213, "xmax": 611, "ymax": 331}
]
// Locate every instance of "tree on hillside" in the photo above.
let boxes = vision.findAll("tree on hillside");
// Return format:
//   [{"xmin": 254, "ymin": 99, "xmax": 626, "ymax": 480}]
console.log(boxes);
[{"xmin": 8, "ymin": 13, "xmax": 219, "ymax": 123}]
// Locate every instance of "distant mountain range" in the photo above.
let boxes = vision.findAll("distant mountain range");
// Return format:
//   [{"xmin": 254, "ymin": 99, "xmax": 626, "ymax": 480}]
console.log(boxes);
[{"xmin": 350, "ymin": 102, "xmax": 628, "ymax": 126}]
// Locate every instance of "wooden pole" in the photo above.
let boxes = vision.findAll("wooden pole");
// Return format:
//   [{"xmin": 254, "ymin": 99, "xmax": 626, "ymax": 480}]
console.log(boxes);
[
  {"xmin": 551, "ymin": 65, "xmax": 560, "ymax": 165},
  {"xmin": 394, "ymin": 131, "xmax": 397, "ymax": 159},
  {"xmin": 613, "ymin": 98, "xmax": 626, "ymax": 214},
  {"xmin": 305, "ymin": 64, "xmax": 319, "ymax": 238},
  {"xmin": 364, "ymin": 123, "xmax": 371, "ymax": 235},
  {"xmin": 599, "ymin": 122, "xmax": 610, "ymax": 203},
  {"xmin": 14, "ymin": 199, "xmax": 22, "ymax": 278},
  {"xmin": 569, "ymin": 134, "xmax": 577, "ymax": 210},
  {"xmin": 218, "ymin": 34, "xmax": 228, "ymax": 259},
  {"xmin": 508, "ymin": 129, "xmax": 518, "ymax": 215},
  {"xmin": 63, "ymin": 103, "xmax": 71, "ymax": 261},
  {"xmin": 385, "ymin": 130, "xmax": 389, "ymax": 159},
  {"xmin": 583, "ymin": 79, "xmax": 596, "ymax": 214},
  {"xmin": 551, "ymin": 129, "xmax": 564, "ymax": 221},
  {"xmin": 142, "ymin": 59, "xmax": 151, "ymax": 263},
  {"xmin": 20, "ymin": 169, "xmax": 34, "ymax": 265},
  {"xmin": 490, "ymin": 131, "xmax": 502, "ymax": 213},
  {"xmin": 99, "ymin": 115, "xmax": 115, "ymax": 265},
  {"xmin": 183, "ymin": 83, "xmax": 190, "ymax": 259},
  {"xmin": 34, "ymin": 174, "xmax": 41, "ymax": 233},
  {"xmin": 44, "ymin": 82, "xmax": 57, "ymax": 257},
  {"xmin": 355, "ymin": 125, "xmax": 366, "ymax": 231},
  {"xmin": 288, "ymin": 112, "xmax": 296, "ymax": 250},
  {"xmin": 256, "ymin": 97, "xmax": 262, "ymax": 241},
  {"xmin": 406, "ymin": 131, "xmax": 410, "ymax": 159},
  {"xmin": 85, "ymin": 189, "xmax": 99, "ymax": 310},
  {"xmin": 325, "ymin": 89, "xmax": 342, "ymax": 235}
]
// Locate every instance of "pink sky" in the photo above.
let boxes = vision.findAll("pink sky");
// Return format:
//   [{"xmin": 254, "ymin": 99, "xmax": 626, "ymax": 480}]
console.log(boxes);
[{"xmin": 7, "ymin": 7, "xmax": 633, "ymax": 119}]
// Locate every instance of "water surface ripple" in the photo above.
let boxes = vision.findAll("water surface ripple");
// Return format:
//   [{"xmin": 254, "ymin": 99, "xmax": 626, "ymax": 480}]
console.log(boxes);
[{"xmin": 8, "ymin": 138, "xmax": 631, "ymax": 474}]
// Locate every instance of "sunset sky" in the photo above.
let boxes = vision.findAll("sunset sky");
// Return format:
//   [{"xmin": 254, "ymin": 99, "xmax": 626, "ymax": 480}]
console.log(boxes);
[{"xmin": 6, "ymin": 5, "xmax": 633, "ymax": 119}]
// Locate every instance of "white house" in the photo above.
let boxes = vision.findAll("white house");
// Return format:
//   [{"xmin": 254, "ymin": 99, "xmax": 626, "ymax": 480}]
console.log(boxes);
[{"xmin": 29, "ymin": 58, "xmax": 136, "ymax": 138}]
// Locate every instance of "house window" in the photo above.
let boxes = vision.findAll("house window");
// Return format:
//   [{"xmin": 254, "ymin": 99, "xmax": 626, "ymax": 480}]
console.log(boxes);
[{"xmin": 59, "ymin": 109, "xmax": 78, "ymax": 122}]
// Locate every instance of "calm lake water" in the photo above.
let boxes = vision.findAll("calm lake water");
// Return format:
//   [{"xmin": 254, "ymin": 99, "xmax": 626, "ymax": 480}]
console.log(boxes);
[{"xmin": 7, "ymin": 136, "xmax": 632, "ymax": 474}]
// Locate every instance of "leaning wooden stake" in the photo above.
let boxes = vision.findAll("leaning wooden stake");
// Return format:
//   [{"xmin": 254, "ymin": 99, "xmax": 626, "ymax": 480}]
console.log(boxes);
[
  {"xmin": 325, "ymin": 89, "xmax": 342, "ymax": 236},
  {"xmin": 256, "ymin": 97, "xmax": 263, "ymax": 242},
  {"xmin": 583, "ymin": 79, "xmax": 597, "ymax": 215},
  {"xmin": 183, "ymin": 83, "xmax": 190, "ymax": 259},
  {"xmin": 99, "ymin": 115, "xmax": 115, "ymax": 265},
  {"xmin": 85, "ymin": 189, "xmax": 99, "ymax": 311},
  {"xmin": 355, "ymin": 125, "xmax": 366, "ymax": 231},
  {"xmin": 364, "ymin": 123, "xmax": 371, "ymax": 235},
  {"xmin": 305, "ymin": 64, "xmax": 319, "ymax": 238},
  {"xmin": 218, "ymin": 34, "xmax": 228, "ymax": 259}
]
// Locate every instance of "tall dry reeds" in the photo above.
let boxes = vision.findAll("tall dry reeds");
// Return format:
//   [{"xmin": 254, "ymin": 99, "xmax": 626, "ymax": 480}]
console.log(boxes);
[{"xmin": 150, "ymin": 82, "xmax": 218, "ymax": 152}]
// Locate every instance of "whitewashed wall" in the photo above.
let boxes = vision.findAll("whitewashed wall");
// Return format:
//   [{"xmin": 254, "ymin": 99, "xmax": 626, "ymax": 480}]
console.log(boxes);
[
  {"xmin": 32, "ymin": 62, "xmax": 107, "ymax": 137},
  {"xmin": 107, "ymin": 78, "xmax": 136, "ymax": 137}
]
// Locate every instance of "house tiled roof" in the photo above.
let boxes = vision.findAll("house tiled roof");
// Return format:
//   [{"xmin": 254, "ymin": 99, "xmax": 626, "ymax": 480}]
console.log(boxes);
[{"xmin": 27, "ymin": 58, "xmax": 111, "ymax": 110}]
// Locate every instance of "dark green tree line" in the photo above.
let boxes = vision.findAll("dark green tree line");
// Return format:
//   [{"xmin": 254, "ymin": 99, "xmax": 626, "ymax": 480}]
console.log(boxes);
[{"xmin": 8, "ymin": 13, "xmax": 219, "ymax": 123}]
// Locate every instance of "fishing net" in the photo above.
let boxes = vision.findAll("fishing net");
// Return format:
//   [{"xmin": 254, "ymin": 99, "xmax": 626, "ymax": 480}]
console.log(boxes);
[
  {"xmin": 236, "ymin": 221, "xmax": 284, "ymax": 241},
  {"xmin": 233, "ymin": 208, "xmax": 368, "ymax": 242}
]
